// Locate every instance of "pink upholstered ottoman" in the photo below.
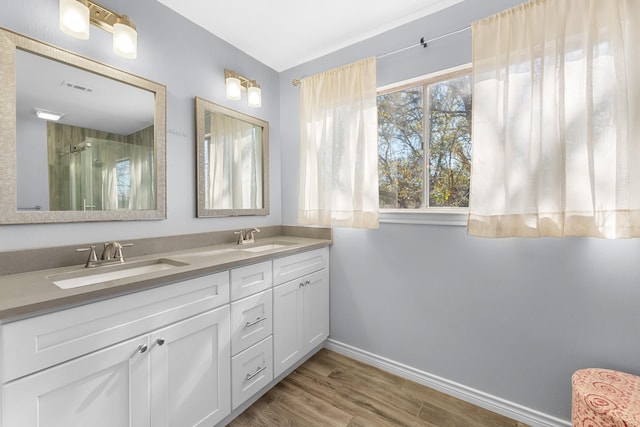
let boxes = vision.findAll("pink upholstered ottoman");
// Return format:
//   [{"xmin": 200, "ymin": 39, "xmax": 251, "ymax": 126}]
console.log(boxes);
[{"xmin": 572, "ymin": 368, "xmax": 640, "ymax": 426}]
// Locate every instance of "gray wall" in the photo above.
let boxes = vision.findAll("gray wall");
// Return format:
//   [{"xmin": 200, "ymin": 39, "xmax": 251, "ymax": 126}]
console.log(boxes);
[
  {"xmin": 16, "ymin": 114, "xmax": 49, "ymax": 211},
  {"xmin": 0, "ymin": 0, "xmax": 281, "ymax": 251},
  {"xmin": 4, "ymin": 0, "xmax": 640, "ymax": 423},
  {"xmin": 279, "ymin": 0, "xmax": 640, "ymax": 422}
]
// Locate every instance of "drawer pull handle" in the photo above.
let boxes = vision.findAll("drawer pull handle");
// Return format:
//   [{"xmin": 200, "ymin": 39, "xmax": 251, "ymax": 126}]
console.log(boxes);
[
  {"xmin": 156, "ymin": 338, "xmax": 165, "ymax": 346},
  {"xmin": 138, "ymin": 344, "xmax": 148, "ymax": 354},
  {"xmin": 245, "ymin": 316, "xmax": 266, "ymax": 328},
  {"xmin": 246, "ymin": 365, "xmax": 267, "ymax": 381}
]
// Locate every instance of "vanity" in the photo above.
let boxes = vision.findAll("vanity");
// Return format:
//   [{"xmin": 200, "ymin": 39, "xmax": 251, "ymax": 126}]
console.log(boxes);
[
  {"xmin": 0, "ymin": 23, "xmax": 326, "ymax": 427},
  {"xmin": 0, "ymin": 231, "xmax": 330, "ymax": 427}
]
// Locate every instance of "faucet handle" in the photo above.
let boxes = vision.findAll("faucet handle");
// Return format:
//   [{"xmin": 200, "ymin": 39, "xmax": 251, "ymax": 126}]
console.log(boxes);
[
  {"xmin": 76, "ymin": 245, "xmax": 98, "ymax": 268},
  {"xmin": 234, "ymin": 230, "xmax": 245, "ymax": 244},
  {"xmin": 113, "ymin": 242, "xmax": 133, "ymax": 262}
]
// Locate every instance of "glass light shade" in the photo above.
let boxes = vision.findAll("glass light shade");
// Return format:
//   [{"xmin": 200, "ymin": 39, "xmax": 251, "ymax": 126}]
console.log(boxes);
[
  {"xmin": 113, "ymin": 21, "xmax": 137, "ymax": 59},
  {"xmin": 247, "ymin": 85, "xmax": 262, "ymax": 108},
  {"xmin": 226, "ymin": 76, "xmax": 242, "ymax": 101},
  {"xmin": 59, "ymin": 0, "xmax": 90, "ymax": 40},
  {"xmin": 35, "ymin": 110, "xmax": 63, "ymax": 121}
]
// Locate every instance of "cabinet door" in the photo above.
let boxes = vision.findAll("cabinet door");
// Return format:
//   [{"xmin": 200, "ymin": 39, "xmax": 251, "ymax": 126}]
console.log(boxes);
[
  {"xmin": 273, "ymin": 279, "xmax": 304, "ymax": 378},
  {"xmin": 3, "ymin": 335, "xmax": 151, "ymax": 427},
  {"xmin": 150, "ymin": 306, "xmax": 231, "ymax": 427},
  {"xmin": 303, "ymin": 269, "xmax": 329, "ymax": 353}
]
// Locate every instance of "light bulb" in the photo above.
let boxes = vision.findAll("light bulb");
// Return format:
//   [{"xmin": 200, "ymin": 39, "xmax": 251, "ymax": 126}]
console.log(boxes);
[
  {"xmin": 113, "ymin": 18, "xmax": 137, "ymax": 59},
  {"xmin": 247, "ymin": 84, "xmax": 261, "ymax": 108},
  {"xmin": 226, "ymin": 76, "xmax": 242, "ymax": 101},
  {"xmin": 59, "ymin": 0, "xmax": 90, "ymax": 40}
]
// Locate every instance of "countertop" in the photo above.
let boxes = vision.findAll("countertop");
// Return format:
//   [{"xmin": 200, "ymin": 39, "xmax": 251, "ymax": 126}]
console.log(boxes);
[{"xmin": 0, "ymin": 236, "xmax": 331, "ymax": 320}]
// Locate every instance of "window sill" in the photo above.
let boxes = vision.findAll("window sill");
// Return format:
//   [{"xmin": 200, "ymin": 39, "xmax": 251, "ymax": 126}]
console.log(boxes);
[{"xmin": 379, "ymin": 209, "xmax": 468, "ymax": 226}]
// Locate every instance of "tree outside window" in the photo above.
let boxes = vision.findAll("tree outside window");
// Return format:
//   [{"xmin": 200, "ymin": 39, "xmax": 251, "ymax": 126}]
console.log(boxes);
[
  {"xmin": 378, "ymin": 70, "xmax": 472, "ymax": 209},
  {"xmin": 116, "ymin": 158, "xmax": 131, "ymax": 209}
]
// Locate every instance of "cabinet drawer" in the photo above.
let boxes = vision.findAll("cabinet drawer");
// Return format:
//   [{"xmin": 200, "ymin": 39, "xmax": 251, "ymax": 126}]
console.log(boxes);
[
  {"xmin": 273, "ymin": 247, "xmax": 328, "ymax": 286},
  {"xmin": 231, "ymin": 336, "xmax": 273, "ymax": 410},
  {"xmin": 2, "ymin": 271, "xmax": 230, "ymax": 383},
  {"xmin": 230, "ymin": 261, "xmax": 272, "ymax": 301},
  {"xmin": 231, "ymin": 289, "xmax": 272, "ymax": 355}
]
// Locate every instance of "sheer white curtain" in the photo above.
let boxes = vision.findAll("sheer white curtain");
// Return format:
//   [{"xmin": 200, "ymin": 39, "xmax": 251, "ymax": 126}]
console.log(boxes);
[
  {"xmin": 206, "ymin": 113, "xmax": 262, "ymax": 210},
  {"xmin": 469, "ymin": 0, "xmax": 640, "ymax": 238},
  {"xmin": 99, "ymin": 144, "xmax": 118, "ymax": 210},
  {"xmin": 297, "ymin": 57, "xmax": 379, "ymax": 228},
  {"xmin": 128, "ymin": 144, "xmax": 154, "ymax": 210}
]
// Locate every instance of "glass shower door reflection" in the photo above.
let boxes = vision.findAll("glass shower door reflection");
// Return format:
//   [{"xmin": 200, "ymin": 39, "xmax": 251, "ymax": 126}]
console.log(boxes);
[{"xmin": 50, "ymin": 138, "xmax": 153, "ymax": 212}]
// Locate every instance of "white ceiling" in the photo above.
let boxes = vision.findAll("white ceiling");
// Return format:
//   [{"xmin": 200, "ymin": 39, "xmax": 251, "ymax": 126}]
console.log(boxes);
[
  {"xmin": 17, "ymin": 50, "xmax": 154, "ymax": 136},
  {"xmin": 156, "ymin": 0, "xmax": 463, "ymax": 72}
]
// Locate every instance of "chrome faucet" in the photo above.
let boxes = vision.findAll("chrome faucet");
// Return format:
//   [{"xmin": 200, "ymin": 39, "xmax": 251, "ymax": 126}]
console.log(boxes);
[
  {"xmin": 76, "ymin": 241, "xmax": 133, "ymax": 268},
  {"xmin": 245, "ymin": 227, "xmax": 260, "ymax": 243},
  {"xmin": 234, "ymin": 228, "xmax": 260, "ymax": 245},
  {"xmin": 101, "ymin": 241, "xmax": 124, "ymax": 261}
]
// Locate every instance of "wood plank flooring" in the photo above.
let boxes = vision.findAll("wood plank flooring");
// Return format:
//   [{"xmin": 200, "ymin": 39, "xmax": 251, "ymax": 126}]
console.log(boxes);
[{"xmin": 228, "ymin": 348, "xmax": 529, "ymax": 427}]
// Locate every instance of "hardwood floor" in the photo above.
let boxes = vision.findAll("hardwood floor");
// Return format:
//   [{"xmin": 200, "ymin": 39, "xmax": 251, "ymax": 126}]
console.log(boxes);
[{"xmin": 228, "ymin": 349, "xmax": 528, "ymax": 427}]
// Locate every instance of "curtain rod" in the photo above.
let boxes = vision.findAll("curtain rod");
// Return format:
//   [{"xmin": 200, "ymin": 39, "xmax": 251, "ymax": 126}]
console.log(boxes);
[{"xmin": 291, "ymin": 26, "xmax": 471, "ymax": 86}]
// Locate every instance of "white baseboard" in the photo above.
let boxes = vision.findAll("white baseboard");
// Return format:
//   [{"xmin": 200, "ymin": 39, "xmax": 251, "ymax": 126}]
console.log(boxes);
[{"xmin": 324, "ymin": 339, "xmax": 571, "ymax": 427}]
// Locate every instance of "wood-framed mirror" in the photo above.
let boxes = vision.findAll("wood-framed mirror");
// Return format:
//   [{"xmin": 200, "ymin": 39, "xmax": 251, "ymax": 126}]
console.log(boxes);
[
  {"xmin": 0, "ymin": 27, "xmax": 166, "ymax": 224},
  {"xmin": 195, "ymin": 97, "xmax": 269, "ymax": 217}
]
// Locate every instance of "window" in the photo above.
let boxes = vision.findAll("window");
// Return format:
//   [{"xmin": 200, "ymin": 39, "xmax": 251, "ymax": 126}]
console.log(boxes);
[
  {"xmin": 116, "ymin": 158, "xmax": 130, "ymax": 209},
  {"xmin": 377, "ymin": 68, "xmax": 472, "ymax": 224}
]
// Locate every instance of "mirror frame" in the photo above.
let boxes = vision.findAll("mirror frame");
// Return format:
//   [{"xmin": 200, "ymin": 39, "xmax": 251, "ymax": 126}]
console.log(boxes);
[
  {"xmin": 0, "ymin": 27, "xmax": 166, "ymax": 224},
  {"xmin": 195, "ymin": 97, "xmax": 269, "ymax": 217}
]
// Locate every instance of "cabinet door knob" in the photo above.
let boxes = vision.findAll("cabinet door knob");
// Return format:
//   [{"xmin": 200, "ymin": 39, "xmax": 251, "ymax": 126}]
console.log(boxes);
[
  {"xmin": 305, "ymin": 280, "xmax": 311, "ymax": 286},
  {"xmin": 156, "ymin": 338, "xmax": 165, "ymax": 346},
  {"xmin": 138, "ymin": 344, "xmax": 148, "ymax": 353},
  {"xmin": 299, "ymin": 281, "xmax": 304, "ymax": 287}
]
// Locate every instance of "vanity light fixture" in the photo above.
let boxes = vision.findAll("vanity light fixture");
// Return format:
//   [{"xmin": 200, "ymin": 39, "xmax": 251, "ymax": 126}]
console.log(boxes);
[
  {"xmin": 59, "ymin": 0, "xmax": 90, "ymax": 39},
  {"xmin": 247, "ymin": 81, "xmax": 262, "ymax": 108},
  {"xmin": 35, "ymin": 109, "xmax": 65, "ymax": 121},
  {"xmin": 225, "ymin": 69, "xmax": 262, "ymax": 108},
  {"xmin": 225, "ymin": 70, "xmax": 242, "ymax": 101},
  {"xmin": 59, "ymin": 0, "xmax": 137, "ymax": 59}
]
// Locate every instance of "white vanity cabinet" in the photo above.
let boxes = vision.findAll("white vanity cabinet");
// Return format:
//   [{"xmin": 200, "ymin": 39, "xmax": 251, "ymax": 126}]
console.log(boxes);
[
  {"xmin": 0, "ymin": 243, "xmax": 331, "ymax": 427},
  {"xmin": 1, "ymin": 271, "xmax": 231, "ymax": 427},
  {"xmin": 229, "ymin": 261, "xmax": 274, "ymax": 410},
  {"xmin": 273, "ymin": 247, "xmax": 329, "ymax": 378}
]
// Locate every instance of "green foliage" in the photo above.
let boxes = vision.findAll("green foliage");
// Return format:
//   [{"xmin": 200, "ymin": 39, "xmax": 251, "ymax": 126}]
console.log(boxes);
[
  {"xmin": 378, "ymin": 74, "xmax": 472, "ymax": 209},
  {"xmin": 378, "ymin": 87, "xmax": 424, "ymax": 208}
]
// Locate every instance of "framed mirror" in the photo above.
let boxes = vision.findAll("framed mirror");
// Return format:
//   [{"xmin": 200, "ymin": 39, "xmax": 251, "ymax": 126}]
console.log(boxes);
[
  {"xmin": 195, "ymin": 97, "xmax": 269, "ymax": 217},
  {"xmin": 0, "ymin": 27, "xmax": 166, "ymax": 224}
]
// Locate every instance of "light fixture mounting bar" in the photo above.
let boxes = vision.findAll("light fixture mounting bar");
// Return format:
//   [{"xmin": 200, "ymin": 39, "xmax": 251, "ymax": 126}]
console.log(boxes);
[
  {"xmin": 225, "ymin": 69, "xmax": 257, "ymax": 91},
  {"xmin": 86, "ymin": 0, "xmax": 134, "ymax": 33}
]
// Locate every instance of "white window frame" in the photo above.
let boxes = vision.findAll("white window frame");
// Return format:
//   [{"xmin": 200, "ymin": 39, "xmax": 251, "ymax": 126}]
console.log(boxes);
[{"xmin": 378, "ymin": 63, "xmax": 471, "ymax": 227}]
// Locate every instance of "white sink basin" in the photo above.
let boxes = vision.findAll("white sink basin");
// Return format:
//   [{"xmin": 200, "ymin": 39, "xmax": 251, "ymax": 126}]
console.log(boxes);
[
  {"xmin": 241, "ymin": 242, "xmax": 295, "ymax": 253},
  {"xmin": 50, "ymin": 259, "xmax": 188, "ymax": 289}
]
